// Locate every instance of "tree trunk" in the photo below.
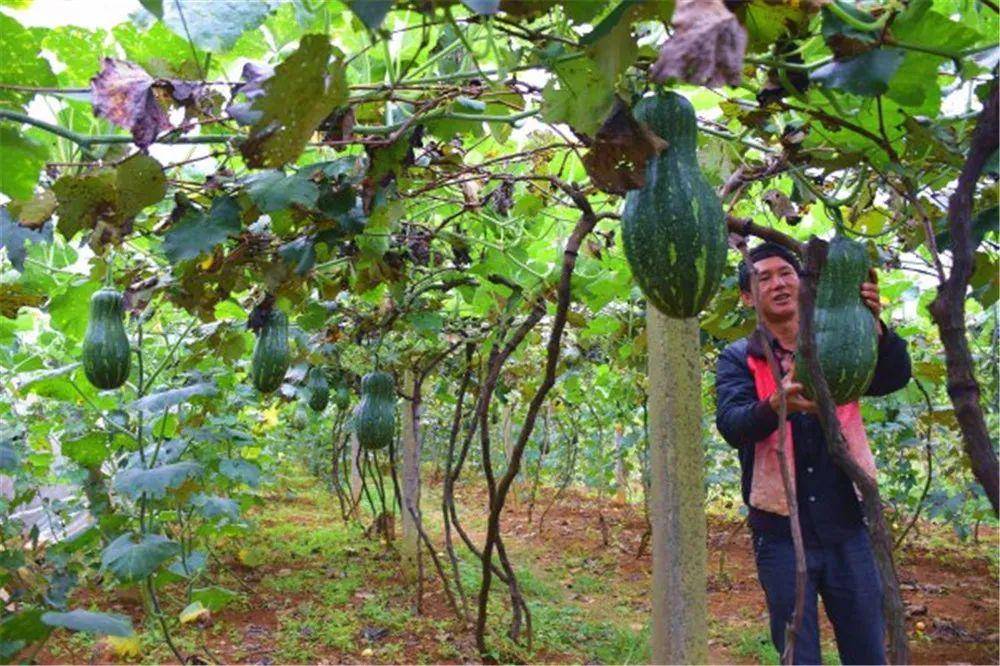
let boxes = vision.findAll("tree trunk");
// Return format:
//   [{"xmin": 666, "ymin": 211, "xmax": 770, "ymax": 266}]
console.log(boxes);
[
  {"xmin": 502, "ymin": 402, "xmax": 517, "ymax": 501},
  {"xmin": 928, "ymin": 82, "xmax": 999, "ymax": 514},
  {"xmin": 614, "ymin": 423, "xmax": 627, "ymax": 504},
  {"xmin": 647, "ymin": 310, "xmax": 707, "ymax": 664},
  {"xmin": 401, "ymin": 369, "xmax": 423, "ymax": 581}
]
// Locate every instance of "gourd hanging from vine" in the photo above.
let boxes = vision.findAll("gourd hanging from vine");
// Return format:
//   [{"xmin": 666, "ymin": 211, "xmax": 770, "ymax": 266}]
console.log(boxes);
[
  {"xmin": 306, "ymin": 366, "xmax": 330, "ymax": 412},
  {"xmin": 251, "ymin": 308, "xmax": 290, "ymax": 394},
  {"xmin": 354, "ymin": 371, "xmax": 395, "ymax": 450},
  {"xmin": 82, "ymin": 288, "xmax": 131, "ymax": 390}
]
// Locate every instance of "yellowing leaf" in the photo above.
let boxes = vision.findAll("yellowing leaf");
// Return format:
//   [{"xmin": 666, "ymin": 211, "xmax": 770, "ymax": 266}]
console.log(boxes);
[
  {"xmin": 179, "ymin": 601, "xmax": 210, "ymax": 625},
  {"xmin": 106, "ymin": 634, "xmax": 142, "ymax": 659}
]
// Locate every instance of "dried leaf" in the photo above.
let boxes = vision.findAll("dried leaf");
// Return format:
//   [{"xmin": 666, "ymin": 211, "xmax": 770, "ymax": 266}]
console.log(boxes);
[
  {"xmin": 649, "ymin": 0, "xmax": 747, "ymax": 88},
  {"xmin": 581, "ymin": 98, "xmax": 668, "ymax": 196},
  {"xmin": 90, "ymin": 59, "xmax": 172, "ymax": 148}
]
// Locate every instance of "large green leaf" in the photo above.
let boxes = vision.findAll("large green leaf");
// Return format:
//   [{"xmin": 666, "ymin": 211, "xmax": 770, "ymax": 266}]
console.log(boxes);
[
  {"xmin": 101, "ymin": 533, "xmax": 181, "ymax": 582},
  {"xmin": 162, "ymin": 196, "xmax": 241, "ymax": 264},
  {"xmin": 42, "ymin": 610, "xmax": 133, "ymax": 637},
  {"xmin": 161, "ymin": 0, "xmax": 276, "ymax": 53},
  {"xmin": 41, "ymin": 26, "xmax": 110, "ymax": 85},
  {"xmin": 540, "ymin": 56, "xmax": 616, "ymax": 136},
  {"xmin": 0, "ymin": 127, "xmax": 47, "ymax": 200},
  {"xmin": 48, "ymin": 279, "xmax": 100, "ymax": 343},
  {"xmin": 129, "ymin": 382, "xmax": 218, "ymax": 413},
  {"xmin": 348, "ymin": 0, "xmax": 393, "ymax": 29},
  {"xmin": 113, "ymin": 461, "xmax": 203, "ymax": 500},
  {"xmin": 0, "ymin": 608, "xmax": 50, "ymax": 660},
  {"xmin": 241, "ymin": 34, "xmax": 348, "ymax": 168},
  {"xmin": 244, "ymin": 171, "xmax": 319, "ymax": 213},
  {"xmin": 62, "ymin": 433, "xmax": 110, "ymax": 468},
  {"xmin": 811, "ymin": 48, "xmax": 905, "ymax": 97},
  {"xmin": 0, "ymin": 14, "xmax": 56, "ymax": 111}
]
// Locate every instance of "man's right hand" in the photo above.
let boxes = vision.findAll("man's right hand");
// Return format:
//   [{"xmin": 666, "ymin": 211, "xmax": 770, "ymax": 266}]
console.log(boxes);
[{"xmin": 768, "ymin": 368, "xmax": 817, "ymax": 414}]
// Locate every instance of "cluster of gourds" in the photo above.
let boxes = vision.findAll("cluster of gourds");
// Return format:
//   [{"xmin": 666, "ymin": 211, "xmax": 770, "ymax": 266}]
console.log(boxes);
[
  {"xmin": 621, "ymin": 90, "xmax": 876, "ymax": 401},
  {"xmin": 82, "ymin": 295, "xmax": 397, "ymax": 447}
]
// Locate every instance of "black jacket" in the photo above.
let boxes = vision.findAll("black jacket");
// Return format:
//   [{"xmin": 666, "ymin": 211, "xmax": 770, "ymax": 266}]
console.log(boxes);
[{"xmin": 715, "ymin": 325, "xmax": 911, "ymax": 546}]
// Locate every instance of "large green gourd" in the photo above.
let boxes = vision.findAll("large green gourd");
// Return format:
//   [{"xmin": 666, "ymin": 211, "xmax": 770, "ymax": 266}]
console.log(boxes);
[
  {"xmin": 621, "ymin": 91, "xmax": 728, "ymax": 319},
  {"xmin": 82, "ymin": 288, "xmax": 131, "ymax": 390},
  {"xmin": 354, "ymin": 371, "xmax": 395, "ymax": 450},
  {"xmin": 796, "ymin": 236, "xmax": 878, "ymax": 404},
  {"xmin": 251, "ymin": 309, "xmax": 289, "ymax": 394},
  {"xmin": 306, "ymin": 366, "xmax": 329, "ymax": 412}
]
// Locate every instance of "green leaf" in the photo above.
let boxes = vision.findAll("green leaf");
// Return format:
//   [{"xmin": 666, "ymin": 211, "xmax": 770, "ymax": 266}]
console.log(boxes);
[
  {"xmin": 51, "ymin": 169, "xmax": 118, "ymax": 240},
  {"xmin": 405, "ymin": 311, "xmax": 444, "ymax": 334},
  {"xmin": 113, "ymin": 462, "xmax": 203, "ymax": 500},
  {"xmin": 162, "ymin": 0, "xmax": 276, "ymax": 53},
  {"xmin": 191, "ymin": 494, "xmax": 241, "ymax": 521},
  {"xmin": 541, "ymin": 56, "xmax": 616, "ymax": 136},
  {"xmin": 241, "ymin": 34, "xmax": 348, "ymax": 168},
  {"xmin": 112, "ymin": 21, "xmax": 204, "ymax": 79},
  {"xmin": 116, "ymin": 154, "xmax": 167, "ymax": 218},
  {"xmin": 244, "ymin": 171, "xmax": 319, "ymax": 212},
  {"xmin": 162, "ymin": 196, "xmax": 241, "ymax": 264},
  {"xmin": 0, "ymin": 207, "xmax": 51, "ymax": 272},
  {"xmin": 0, "ymin": 126, "xmax": 46, "ymax": 200},
  {"xmin": 62, "ymin": 433, "xmax": 110, "ymax": 468},
  {"xmin": 48, "ymin": 280, "xmax": 100, "ymax": 343},
  {"xmin": 0, "ymin": 441, "xmax": 18, "ymax": 472},
  {"xmin": 219, "ymin": 458, "xmax": 261, "ymax": 487},
  {"xmin": 0, "ymin": 607, "xmax": 50, "ymax": 659},
  {"xmin": 811, "ymin": 48, "xmax": 905, "ymax": 97},
  {"xmin": 191, "ymin": 586, "xmax": 239, "ymax": 612},
  {"xmin": 101, "ymin": 533, "xmax": 181, "ymax": 582},
  {"xmin": 42, "ymin": 610, "xmax": 133, "ymax": 637},
  {"xmin": 0, "ymin": 14, "xmax": 56, "ymax": 111},
  {"xmin": 348, "ymin": 0, "xmax": 393, "ymax": 29},
  {"xmin": 129, "ymin": 382, "xmax": 217, "ymax": 413},
  {"xmin": 140, "ymin": 0, "xmax": 164, "ymax": 18},
  {"xmin": 41, "ymin": 26, "xmax": 110, "ymax": 86}
]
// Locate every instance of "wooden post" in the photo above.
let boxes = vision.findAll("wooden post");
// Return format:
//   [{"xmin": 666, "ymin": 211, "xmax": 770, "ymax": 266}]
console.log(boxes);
[{"xmin": 647, "ymin": 309, "xmax": 708, "ymax": 663}]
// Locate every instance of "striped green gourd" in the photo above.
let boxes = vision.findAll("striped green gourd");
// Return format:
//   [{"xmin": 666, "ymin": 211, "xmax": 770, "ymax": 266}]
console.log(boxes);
[
  {"xmin": 796, "ymin": 235, "xmax": 878, "ymax": 404},
  {"xmin": 251, "ymin": 309, "xmax": 289, "ymax": 394},
  {"xmin": 621, "ymin": 91, "xmax": 727, "ymax": 319},
  {"xmin": 354, "ymin": 371, "xmax": 395, "ymax": 450},
  {"xmin": 82, "ymin": 288, "xmax": 131, "ymax": 389},
  {"xmin": 306, "ymin": 366, "xmax": 329, "ymax": 412}
]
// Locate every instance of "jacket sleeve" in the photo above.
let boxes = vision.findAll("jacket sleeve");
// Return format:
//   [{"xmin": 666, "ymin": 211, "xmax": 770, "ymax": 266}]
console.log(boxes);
[
  {"xmin": 715, "ymin": 345, "xmax": 779, "ymax": 449},
  {"xmin": 865, "ymin": 324, "xmax": 912, "ymax": 396}
]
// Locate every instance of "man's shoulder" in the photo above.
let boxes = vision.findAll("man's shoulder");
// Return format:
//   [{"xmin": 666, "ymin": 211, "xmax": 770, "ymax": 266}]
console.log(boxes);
[{"xmin": 720, "ymin": 336, "xmax": 751, "ymax": 360}]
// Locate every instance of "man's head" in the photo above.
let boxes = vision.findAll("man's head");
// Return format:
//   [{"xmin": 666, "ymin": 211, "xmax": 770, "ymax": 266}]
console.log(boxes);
[{"xmin": 738, "ymin": 242, "xmax": 802, "ymax": 322}]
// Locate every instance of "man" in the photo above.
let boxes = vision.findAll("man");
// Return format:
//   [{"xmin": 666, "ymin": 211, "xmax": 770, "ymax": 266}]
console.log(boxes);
[{"xmin": 715, "ymin": 242, "xmax": 911, "ymax": 665}]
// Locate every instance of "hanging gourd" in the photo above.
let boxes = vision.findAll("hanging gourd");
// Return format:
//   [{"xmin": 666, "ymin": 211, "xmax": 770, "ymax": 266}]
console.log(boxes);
[
  {"xmin": 621, "ymin": 91, "xmax": 728, "ymax": 318},
  {"xmin": 796, "ymin": 235, "xmax": 878, "ymax": 404},
  {"xmin": 306, "ymin": 366, "xmax": 330, "ymax": 412},
  {"xmin": 251, "ymin": 309, "xmax": 290, "ymax": 394},
  {"xmin": 354, "ymin": 371, "xmax": 395, "ymax": 450},
  {"xmin": 82, "ymin": 288, "xmax": 131, "ymax": 390}
]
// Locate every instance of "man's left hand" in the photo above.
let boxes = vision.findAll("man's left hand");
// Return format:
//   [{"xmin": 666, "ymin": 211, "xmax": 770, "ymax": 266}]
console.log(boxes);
[{"xmin": 860, "ymin": 275, "xmax": 885, "ymax": 336}]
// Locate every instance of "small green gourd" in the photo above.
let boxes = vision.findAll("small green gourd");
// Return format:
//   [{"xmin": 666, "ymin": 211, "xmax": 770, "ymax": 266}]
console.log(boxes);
[
  {"xmin": 621, "ymin": 91, "xmax": 728, "ymax": 318},
  {"xmin": 306, "ymin": 367, "xmax": 330, "ymax": 412},
  {"xmin": 251, "ymin": 309, "xmax": 289, "ymax": 394},
  {"xmin": 82, "ymin": 288, "xmax": 131, "ymax": 390},
  {"xmin": 796, "ymin": 235, "xmax": 878, "ymax": 404},
  {"xmin": 354, "ymin": 371, "xmax": 395, "ymax": 450}
]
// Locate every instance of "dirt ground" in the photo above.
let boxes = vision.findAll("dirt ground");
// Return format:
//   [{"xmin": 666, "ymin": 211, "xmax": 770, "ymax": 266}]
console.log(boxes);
[{"xmin": 34, "ymin": 474, "xmax": 999, "ymax": 665}]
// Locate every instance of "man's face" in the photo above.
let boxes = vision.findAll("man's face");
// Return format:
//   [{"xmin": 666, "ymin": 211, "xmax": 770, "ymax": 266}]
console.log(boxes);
[{"xmin": 741, "ymin": 255, "xmax": 799, "ymax": 321}]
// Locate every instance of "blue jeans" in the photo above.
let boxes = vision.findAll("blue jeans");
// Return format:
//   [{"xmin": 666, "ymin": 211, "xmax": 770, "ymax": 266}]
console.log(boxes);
[{"xmin": 752, "ymin": 528, "xmax": 886, "ymax": 665}]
